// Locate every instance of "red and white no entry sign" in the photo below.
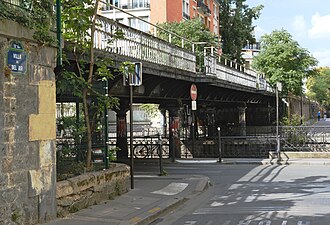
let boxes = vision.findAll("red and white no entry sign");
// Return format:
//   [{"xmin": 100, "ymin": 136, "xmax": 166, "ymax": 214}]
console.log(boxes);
[{"xmin": 190, "ymin": 84, "xmax": 197, "ymax": 101}]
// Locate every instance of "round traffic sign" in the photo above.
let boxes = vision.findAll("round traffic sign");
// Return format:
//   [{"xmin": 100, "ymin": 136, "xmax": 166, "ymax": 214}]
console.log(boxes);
[{"xmin": 190, "ymin": 84, "xmax": 197, "ymax": 101}]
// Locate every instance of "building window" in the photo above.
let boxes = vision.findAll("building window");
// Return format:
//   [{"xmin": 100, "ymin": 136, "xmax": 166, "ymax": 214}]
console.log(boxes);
[
  {"xmin": 129, "ymin": 16, "xmax": 150, "ymax": 32},
  {"xmin": 182, "ymin": 0, "xmax": 190, "ymax": 19},
  {"xmin": 102, "ymin": 0, "xmax": 150, "ymax": 10},
  {"xmin": 213, "ymin": 3, "xmax": 218, "ymax": 20},
  {"xmin": 102, "ymin": 0, "xmax": 119, "ymax": 10}
]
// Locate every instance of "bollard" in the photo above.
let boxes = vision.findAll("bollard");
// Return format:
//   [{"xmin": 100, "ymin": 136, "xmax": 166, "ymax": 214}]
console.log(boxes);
[
  {"xmin": 158, "ymin": 133, "xmax": 163, "ymax": 175},
  {"xmin": 218, "ymin": 127, "xmax": 222, "ymax": 163}
]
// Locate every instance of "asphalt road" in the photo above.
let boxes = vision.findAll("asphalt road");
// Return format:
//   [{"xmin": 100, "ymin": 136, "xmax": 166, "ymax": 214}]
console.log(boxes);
[{"xmin": 136, "ymin": 163, "xmax": 330, "ymax": 225}]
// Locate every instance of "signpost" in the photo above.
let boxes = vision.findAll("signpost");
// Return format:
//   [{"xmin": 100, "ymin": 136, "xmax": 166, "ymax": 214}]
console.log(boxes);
[
  {"xmin": 123, "ymin": 62, "xmax": 142, "ymax": 189},
  {"xmin": 190, "ymin": 84, "xmax": 197, "ymax": 156}
]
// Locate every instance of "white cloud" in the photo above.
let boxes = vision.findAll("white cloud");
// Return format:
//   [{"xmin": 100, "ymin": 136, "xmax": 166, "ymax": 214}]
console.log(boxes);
[
  {"xmin": 308, "ymin": 13, "xmax": 330, "ymax": 38},
  {"xmin": 312, "ymin": 50, "xmax": 330, "ymax": 67},
  {"xmin": 292, "ymin": 15, "xmax": 306, "ymax": 37}
]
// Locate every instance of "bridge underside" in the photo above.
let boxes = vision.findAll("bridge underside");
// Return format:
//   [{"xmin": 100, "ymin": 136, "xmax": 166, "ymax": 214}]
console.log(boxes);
[{"xmin": 56, "ymin": 57, "xmax": 278, "ymax": 159}]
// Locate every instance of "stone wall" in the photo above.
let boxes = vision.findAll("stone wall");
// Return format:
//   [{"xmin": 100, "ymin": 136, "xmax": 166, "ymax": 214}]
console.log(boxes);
[
  {"xmin": 56, "ymin": 163, "xmax": 130, "ymax": 217},
  {"xmin": 0, "ymin": 20, "xmax": 57, "ymax": 224},
  {"xmin": 287, "ymin": 95, "xmax": 312, "ymax": 121}
]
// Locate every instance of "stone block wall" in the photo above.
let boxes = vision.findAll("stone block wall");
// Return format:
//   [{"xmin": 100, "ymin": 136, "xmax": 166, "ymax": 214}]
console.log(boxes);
[
  {"xmin": 0, "ymin": 20, "xmax": 57, "ymax": 224},
  {"xmin": 56, "ymin": 163, "xmax": 130, "ymax": 217}
]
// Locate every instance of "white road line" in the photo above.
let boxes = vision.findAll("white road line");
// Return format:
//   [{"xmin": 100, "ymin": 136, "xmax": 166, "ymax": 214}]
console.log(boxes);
[
  {"xmin": 151, "ymin": 182, "xmax": 188, "ymax": 196},
  {"xmin": 210, "ymin": 201, "xmax": 224, "ymax": 207}
]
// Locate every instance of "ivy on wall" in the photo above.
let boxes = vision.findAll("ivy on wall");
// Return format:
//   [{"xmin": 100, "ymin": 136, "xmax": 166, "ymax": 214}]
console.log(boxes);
[{"xmin": 0, "ymin": 0, "xmax": 55, "ymax": 44}]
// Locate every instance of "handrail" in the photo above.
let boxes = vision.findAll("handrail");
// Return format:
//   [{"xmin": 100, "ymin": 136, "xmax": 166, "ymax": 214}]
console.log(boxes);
[
  {"xmin": 99, "ymin": 0, "xmax": 196, "ymax": 51},
  {"xmin": 203, "ymin": 46, "xmax": 274, "ymax": 92},
  {"xmin": 94, "ymin": 15, "xmax": 196, "ymax": 73}
]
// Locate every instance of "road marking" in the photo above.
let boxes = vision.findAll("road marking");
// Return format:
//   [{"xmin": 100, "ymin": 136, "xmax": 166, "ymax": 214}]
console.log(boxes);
[
  {"xmin": 148, "ymin": 207, "xmax": 161, "ymax": 213},
  {"xmin": 211, "ymin": 201, "xmax": 224, "ymax": 207},
  {"xmin": 298, "ymin": 222, "xmax": 310, "ymax": 225},
  {"xmin": 258, "ymin": 221, "xmax": 271, "ymax": 225},
  {"xmin": 184, "ymin": 221, "xmax": 197, "ymax": 225},
  {"xmin": 129, "ymin": 216, "xmax": 141, "ymax": 223},
  {"xmin": 151, "ymin": 182, "xmax": 188, "ymax": 195},
  {"xmin": 281, "ymin": 221, "xmax": 287, "ymax": 225},
  {"xmin": 238, "ymin": 220, "xmax": 251, "ymax": 225}
]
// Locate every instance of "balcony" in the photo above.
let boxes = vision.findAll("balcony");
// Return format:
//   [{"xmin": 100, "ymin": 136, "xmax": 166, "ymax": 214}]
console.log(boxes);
[
  {"xmin": 183, "ymin": 12, "xmax": 190, "ymax": 20},
  {"xmin": 197, "ymin": 0, "xmax": 211, "ymax": 16},
  {"xmin": 121, "ymin": 1, "xmax": 150, "ymax": 10},
  {"xmin": 102, "ymin": 1, "xmax": 150, "ymax": 11}
]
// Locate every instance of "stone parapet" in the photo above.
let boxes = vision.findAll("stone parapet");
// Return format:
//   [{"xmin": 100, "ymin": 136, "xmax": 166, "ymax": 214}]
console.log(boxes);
[{"xmin": 56, "ymin": 163, "xmax": 130, "ymax": 217}]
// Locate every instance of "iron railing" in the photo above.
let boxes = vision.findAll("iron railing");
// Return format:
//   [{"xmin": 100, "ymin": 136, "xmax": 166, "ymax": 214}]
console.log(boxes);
[
  {"xmin": 94, "ymin": 15, "xmax": 197, "ymax": 73},
  {"xmin": 280, "ymin": 126, "xmax": 330, "ymax": 152},
  {"xmin": 203, "ymin": 47, "xmax": 274, "ymax": 92},
  {"xmin": 197, "ymin": 0, "xmax": 211, "ymax": 15}
]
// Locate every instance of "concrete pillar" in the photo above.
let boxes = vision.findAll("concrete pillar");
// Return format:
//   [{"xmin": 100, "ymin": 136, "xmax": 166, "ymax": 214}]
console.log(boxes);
[
  {"xmin": 168, "ymin": 107, "xmax": 181, "ymax": 158},
  {"xmin": 238, "ymin": 105, "xmax": 247, "ymax": 136},
  {"xmin": 115, "ymin": 103, "xmax": 129, "ymax": 159},
  {"xmin": 206, "ymin": 109, "xmax": 216, "ymax": 137},
  {"xmin": 160, "ymin": 108, "xmax": 168, "ymax": 138}
]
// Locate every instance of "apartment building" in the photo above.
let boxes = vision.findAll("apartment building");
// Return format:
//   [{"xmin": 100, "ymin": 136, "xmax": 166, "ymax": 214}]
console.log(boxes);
[
  {"xmin": 242, "ymin": 42, "xmax": 261, "ymax": 69},
  {"xmin": 100, "ymin": 0, "xmax": 220, "ymax": 37}
]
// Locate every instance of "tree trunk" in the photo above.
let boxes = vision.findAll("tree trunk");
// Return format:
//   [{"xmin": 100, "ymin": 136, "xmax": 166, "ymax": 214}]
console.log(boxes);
[{"xmin": 84, "ymin": 0, "xmax": 100, "ymax": 169}]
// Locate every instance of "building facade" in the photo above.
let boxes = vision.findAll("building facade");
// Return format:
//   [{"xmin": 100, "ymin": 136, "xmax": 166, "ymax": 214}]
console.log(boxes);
[{"xmin": 100, "ymin": 0, "xmax": 220, "ymax": 37}]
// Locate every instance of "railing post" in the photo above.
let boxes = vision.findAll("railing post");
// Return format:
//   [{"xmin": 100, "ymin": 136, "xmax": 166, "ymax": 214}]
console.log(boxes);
[
  {"xmin": 211, "ymin": 46, "xmax": 214, "ymax": 56},
  {"xmin": 153, "ymin": 27, "xmax": 157, "ymax": 37},
  {"xmin": 169, "ymin": 33, "xmax": 172, "ymax": 43},
  {"xmin": 192, "ymin": 44, "xmax": 195, "ymax": 53}
]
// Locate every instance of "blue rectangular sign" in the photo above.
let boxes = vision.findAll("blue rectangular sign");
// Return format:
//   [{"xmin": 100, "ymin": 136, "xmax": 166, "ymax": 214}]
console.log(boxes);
[{"xmin": 7, "ymin": 42, "xmax": 27, "ymax": 75}]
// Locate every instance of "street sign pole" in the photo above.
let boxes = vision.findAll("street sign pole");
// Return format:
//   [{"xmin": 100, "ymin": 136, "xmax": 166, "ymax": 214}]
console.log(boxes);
[
  {"xmin": 190, "ymin": 84, "xmax": 197, "ymax": 157},
  {"xmin": 123, "ymin": 62, "xmax": 143, "ymax": 190},
  {"xmin": 129, "ymin": 84, "xmax": 134, "ymax": 189}
]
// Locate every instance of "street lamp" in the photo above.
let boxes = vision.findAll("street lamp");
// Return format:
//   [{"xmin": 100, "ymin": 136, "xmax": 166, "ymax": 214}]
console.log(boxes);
[{"xmin": 276, "ymin": 82, "xmax": 282, "ymax": 162}]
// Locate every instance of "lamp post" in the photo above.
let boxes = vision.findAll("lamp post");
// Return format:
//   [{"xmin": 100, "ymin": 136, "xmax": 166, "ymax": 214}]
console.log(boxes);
[
  {"xmin": 276, "ymin": 82, "xmax": 282, "ymax": 162},
  {"xmin": 103, "ymin": 78, "xmax": 109, "ymax": 169}
]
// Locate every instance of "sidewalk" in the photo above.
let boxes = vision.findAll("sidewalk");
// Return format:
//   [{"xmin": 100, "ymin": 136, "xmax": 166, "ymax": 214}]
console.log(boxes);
[{"xmin": 41, "ymin": 174, "xmax": 210, "ymax": 225}]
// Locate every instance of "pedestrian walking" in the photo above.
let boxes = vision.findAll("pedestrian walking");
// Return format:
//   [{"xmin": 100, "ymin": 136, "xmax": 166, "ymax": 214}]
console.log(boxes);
[{"xmin": 317, "ymin": 111, "xmax": 321, "ymax": 121}]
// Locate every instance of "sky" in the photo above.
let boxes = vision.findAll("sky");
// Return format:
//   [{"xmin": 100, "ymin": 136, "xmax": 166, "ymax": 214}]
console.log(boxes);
[{"xmin": 246, "ymin": 0, "xmax": 330, "ymax": 67}]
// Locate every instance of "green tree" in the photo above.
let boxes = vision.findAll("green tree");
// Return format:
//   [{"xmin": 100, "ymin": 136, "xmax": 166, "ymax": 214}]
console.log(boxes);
[
  {"xmin": 0, "ymin": 0, "xmax": 54, "ymax": 43},
  {"xmin": 252, "ymin": 29, "xmax": 318, "ymax": 96},
  {"xmin": 306, "ymin": 67, "xmax": 330, "ymax": 109},
  {"xmin": 219, "ymin": 0, "xmax": 263, "ymax": 63},
  {"xmin": 59, "ymin": 0, "xmax": 119, "ymax": 169},
  {"xmin": 157, "ymin": 18, "xmax": 217, "ymax": 71}
]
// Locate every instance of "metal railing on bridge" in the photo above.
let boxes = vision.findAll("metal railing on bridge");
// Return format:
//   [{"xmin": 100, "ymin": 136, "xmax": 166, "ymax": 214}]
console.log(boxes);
[
  {"xmin": 94, "ymin": 15, "xmax": 196, "ymax": 73},
  {"xmin": 203, "ymin": 47, "xmax": 274, "ymax": 92}
]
